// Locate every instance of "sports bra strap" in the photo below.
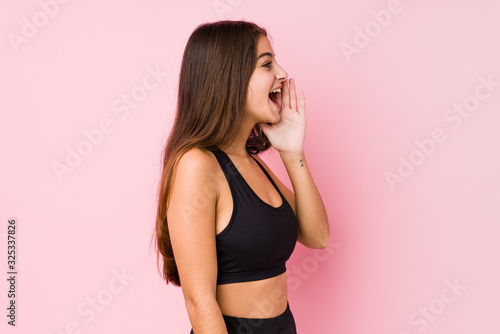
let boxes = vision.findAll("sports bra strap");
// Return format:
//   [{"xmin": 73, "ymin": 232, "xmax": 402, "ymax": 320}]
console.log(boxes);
[
  {"xmin": 248, "ymin": 154, "xmax": 283, "ymax": 197},
  {"xmin": 213, "ymin": 147, "xmax": 284, "ymax": 198}
]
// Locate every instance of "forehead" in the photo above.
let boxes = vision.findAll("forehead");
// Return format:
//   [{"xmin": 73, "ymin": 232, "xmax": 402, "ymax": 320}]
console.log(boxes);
[{"xmin": 257, "ymin": 35, "xmax": 274, "ymax": 55}]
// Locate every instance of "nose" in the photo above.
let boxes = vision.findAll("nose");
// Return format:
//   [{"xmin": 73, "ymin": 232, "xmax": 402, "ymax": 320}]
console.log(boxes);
[{"xmin": 275, "ymin": 65, "xmax": 288, "ymax": 82}]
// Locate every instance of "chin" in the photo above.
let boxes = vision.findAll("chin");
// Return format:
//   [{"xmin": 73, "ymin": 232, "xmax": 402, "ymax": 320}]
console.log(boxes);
[
  {"xmin": 253, "ymin": 106, "xmax": 280, "ymax": 124},
  {"xmin": 268, "ymin": 105, "xmax": 281, "ymax": 123},
  {"xmin": 264, "ymin": 111, "xmax": 280, "ymax": 124}
]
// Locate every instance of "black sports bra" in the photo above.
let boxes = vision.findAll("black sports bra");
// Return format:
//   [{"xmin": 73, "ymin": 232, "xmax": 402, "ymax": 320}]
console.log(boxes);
[{"xmin": 211, "ymin": 147, "xmax": 298, "ymax": 285}]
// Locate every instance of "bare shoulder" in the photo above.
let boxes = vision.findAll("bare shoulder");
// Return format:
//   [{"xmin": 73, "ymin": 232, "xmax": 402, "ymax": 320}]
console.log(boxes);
[
  {"xmin": 174, "ymin": 148, "xmax": 221, "ymax": 181},
  {"xmin": 176, "ymin": 147, "xmax": 218, "ymax": 171},
  {"xmin": 170, "ymin": 147, "xmax": 221, "ymax": 203}
]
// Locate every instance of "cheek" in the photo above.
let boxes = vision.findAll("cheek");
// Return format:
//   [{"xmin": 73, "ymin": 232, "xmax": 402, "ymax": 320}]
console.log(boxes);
[
  {"xmin": 246, "ymin": 88, "xmax": 256, "ymax": 106},
  {"xmin": 246, "ymin": 77, "xmax": 272, "ymax": 108},
  {"xmin": 247, "ymin": 87, "xmax": 265, "ymax": 106},
  {"xmin": 244, "ymin": 90, "xmax": 260, "ymax": 113}
]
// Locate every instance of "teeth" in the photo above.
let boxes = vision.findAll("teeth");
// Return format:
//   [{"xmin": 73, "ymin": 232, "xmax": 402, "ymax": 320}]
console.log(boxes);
[{"xmin": 270, "ymin": 88, "xmax": 281, "ymax": 94}]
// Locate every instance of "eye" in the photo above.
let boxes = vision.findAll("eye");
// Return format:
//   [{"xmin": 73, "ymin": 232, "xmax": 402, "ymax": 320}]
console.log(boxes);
[{"xmin": 263, "ymin": 61, "xmax": 272, "ymax": 68}]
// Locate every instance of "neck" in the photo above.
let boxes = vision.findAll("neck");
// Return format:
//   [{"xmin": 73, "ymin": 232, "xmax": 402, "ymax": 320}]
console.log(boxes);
[{"xmin": 218, "ymin": 118, "xmax": 256, "ymax": 158}]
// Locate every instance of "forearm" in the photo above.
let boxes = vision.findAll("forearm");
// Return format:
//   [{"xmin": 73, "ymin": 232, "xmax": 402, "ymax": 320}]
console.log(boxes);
[
  {"xmin": 185, "ymin": 296, "xmax": 228, "ymax": 334},
  {"xmin": 280, "ymin": 150, "xmax": 330, "ymax": 248}
]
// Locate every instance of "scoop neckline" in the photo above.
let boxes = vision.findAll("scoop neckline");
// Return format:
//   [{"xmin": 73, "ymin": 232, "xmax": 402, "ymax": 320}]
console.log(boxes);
[{"xmin": 215, "ymin": 148, "xmax": 286, "ymax": 210}]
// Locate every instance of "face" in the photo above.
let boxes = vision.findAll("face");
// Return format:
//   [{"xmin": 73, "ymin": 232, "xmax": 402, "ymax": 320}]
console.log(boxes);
[{"xmin": 245, "ymin": 35, "xmax": 288, "ymax": 124}]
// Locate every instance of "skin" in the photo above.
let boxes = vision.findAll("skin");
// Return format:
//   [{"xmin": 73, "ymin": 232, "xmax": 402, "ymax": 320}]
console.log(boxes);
[{"xmin": 167, "ymin": 35, "xmax": 330, "ymax": 333}]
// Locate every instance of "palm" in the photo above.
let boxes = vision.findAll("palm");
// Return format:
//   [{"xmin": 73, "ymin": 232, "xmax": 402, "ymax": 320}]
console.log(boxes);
[{"xmin": 259, "ymin": 78, "xmax": 307, "ymax": 155}]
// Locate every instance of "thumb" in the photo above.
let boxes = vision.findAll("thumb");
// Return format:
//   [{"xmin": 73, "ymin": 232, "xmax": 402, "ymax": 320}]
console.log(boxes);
[{"xmin": 259, "ymin": 122, "xmax": 272, "ymax": 134}]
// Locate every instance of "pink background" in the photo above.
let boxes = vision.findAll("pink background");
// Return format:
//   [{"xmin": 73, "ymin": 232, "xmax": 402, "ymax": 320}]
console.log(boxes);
[{"xmin": 2, "ymin": 0, "xmax": 500, "ymax": 333}]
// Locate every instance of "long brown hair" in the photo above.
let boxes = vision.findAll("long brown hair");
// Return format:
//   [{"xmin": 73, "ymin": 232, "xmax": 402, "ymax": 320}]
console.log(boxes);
[{"xmin": 153, "ymin": 20, "xmax": 272, "ymax": 286}]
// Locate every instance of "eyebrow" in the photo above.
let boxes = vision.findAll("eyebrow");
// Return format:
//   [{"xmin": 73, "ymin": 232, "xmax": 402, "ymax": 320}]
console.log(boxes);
[{"xmin": 257, "ymin": 52, "xmax": 275, "ymax": 60}]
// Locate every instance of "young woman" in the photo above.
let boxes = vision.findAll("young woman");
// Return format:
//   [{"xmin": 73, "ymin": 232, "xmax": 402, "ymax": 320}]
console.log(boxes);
[{"xmin": 153, "ymin": 20, "xmax": 330, "ymax": 334}]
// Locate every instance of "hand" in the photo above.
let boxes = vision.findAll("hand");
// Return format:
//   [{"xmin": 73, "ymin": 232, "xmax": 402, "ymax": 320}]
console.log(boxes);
[{"xmin": 259, "ymin": 78, "xmax": 306, "ymax": 156}]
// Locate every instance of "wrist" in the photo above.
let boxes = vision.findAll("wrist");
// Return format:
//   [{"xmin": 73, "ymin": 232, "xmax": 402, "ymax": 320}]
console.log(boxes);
[{"xmin": 279, "ymin": 150, "xmax": 305, "ymax": 163}]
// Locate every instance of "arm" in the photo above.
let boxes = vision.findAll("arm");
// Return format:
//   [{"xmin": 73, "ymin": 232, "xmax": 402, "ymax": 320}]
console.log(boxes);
[
  {"xmin": 166, "ymin": 148, "xmax": 228, "ymax": 333},
  {"xmin": 258, "ymin": 78, "xmax": 330, "ymax": 249},
  {"xmin": 279, "ymin": 150, "xmax": 330, "ymax": 249}
]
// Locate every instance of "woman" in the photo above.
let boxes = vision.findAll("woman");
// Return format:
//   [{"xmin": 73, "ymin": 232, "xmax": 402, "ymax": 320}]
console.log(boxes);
[{"xmin": 154, "ymin": 20, "xmax": 330, "ymax": 333}]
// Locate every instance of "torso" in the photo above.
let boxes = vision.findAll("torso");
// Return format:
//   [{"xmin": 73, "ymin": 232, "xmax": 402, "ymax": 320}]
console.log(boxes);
[{"xmin": 211, "ymin": 150, "xmax": 290, "ymax": 318}]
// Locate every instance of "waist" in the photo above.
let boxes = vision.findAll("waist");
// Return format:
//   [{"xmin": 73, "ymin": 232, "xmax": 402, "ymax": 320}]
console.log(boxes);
[
  {"xmin": 216, "ymin": 272, "xmax": 288, "ymax": 318},
  {"xmin": 222, "ymin": 301, "xmax": 294, "ymax": 333}
]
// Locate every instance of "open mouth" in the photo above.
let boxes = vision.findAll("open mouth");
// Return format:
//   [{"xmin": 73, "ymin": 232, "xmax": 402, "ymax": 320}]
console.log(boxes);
[{"xmin": 269, "ymin": 89, "xmax": 281, "ymax": 109}]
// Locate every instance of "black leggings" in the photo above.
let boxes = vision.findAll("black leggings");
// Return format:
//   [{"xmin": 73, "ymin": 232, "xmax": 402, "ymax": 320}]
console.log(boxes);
[{"xmin": 189, "ymin": 302, "xmax": 297, "ymax": 334}]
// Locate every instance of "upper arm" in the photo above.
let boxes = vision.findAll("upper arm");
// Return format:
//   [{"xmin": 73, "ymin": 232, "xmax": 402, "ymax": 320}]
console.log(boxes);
[
  {"xmin": 166, "ymin": 148, "xmax": 220, "ymax": 302},
  {"xmin": 251, "ymin": 153, "xmax": 296, "ymax": 215}
]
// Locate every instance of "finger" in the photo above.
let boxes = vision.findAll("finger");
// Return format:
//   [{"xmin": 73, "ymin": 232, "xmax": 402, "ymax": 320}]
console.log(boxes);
[
  {"xmin": 289, "ymin": 78, "xmax": 297, "ymax": 111},
  {"xmin": 281, "ymin": 79, "xmax": 289, "ymax": 110},
  {"xmin": 298, "ymin": 89, "xmax": 305, "ymax": 116}
]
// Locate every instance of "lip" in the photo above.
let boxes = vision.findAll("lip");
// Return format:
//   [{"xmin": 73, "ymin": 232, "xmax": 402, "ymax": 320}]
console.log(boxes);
[
  {"xmin": 270, "ymin": 84, "xmax": 282, "ymax": 93},
  {"xmin": 271, "ymin": 99, "xmax": 281, "ymax": 109}
]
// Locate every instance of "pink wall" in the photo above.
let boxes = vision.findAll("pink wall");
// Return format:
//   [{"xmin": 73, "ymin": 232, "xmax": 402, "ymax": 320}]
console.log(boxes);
[{"xmin": 2, "ymin": 0, "xmax": 500, "ymax": 333}]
